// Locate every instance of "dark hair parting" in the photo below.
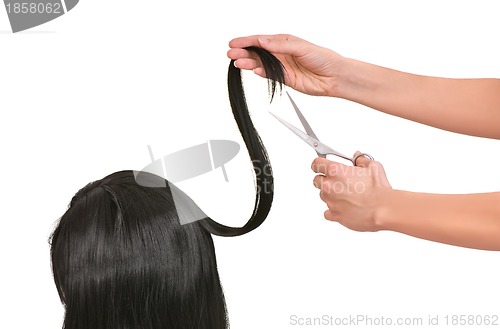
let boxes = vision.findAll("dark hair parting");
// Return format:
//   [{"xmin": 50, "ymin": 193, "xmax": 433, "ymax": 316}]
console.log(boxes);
[{"xmin": 201, "ymin": 46, "xmax": 286, "ymax": 237}]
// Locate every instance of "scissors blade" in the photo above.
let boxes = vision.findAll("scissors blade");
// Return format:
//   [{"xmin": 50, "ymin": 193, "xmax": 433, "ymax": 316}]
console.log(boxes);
[
  {"xmin": 269, "ymin": 112, "xmax": 324, "ymax": 156},
  {"xmin": 286, "ymin": 91, "xmax": 319, "ymax": 140},
  {"xmin": 269, "ymin": 111, "xmax": 353, "ymax": 161}
]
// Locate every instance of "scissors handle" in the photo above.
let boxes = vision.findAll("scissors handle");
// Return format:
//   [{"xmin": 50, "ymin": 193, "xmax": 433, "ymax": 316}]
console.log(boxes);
[
  {"xmin": 352, "ymin": 153, "xmax": 374, "ymax": 166},
  {"xmin": 314, "ymin": 140, "xmax": 374, "ymax": 166}
]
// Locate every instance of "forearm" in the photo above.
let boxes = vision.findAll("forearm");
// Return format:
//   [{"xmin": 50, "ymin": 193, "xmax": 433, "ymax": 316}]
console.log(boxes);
[
  {"xmin": 376, "ymin": 189, "xmax": 500, "ymax": 250},
  {"xmin": 335, "ymin": 57, "xmax": 500, "ymax": 139}
]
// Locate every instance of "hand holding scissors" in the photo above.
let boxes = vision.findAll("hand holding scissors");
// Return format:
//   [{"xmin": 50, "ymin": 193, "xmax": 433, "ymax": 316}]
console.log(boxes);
[
  {"xmin": 270, "ymin": 92, "xmax": 391, "ymax": 232},
  {"xmin": 270, "ymin": 92, "xmax": 374, "ymax": 166}
]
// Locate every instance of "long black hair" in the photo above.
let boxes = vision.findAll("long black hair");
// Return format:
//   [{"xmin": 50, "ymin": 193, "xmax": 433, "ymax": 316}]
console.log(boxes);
[
  {"xmin": 50, "ymin": 47, "xmax": 285, "ymax": 329},
  {"xmin": 202, "ymin": 46, "xmax": 285, "ymax": 236}
]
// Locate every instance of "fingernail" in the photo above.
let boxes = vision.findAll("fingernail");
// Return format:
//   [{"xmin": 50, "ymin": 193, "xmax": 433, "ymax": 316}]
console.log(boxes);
[
  {"xmin": 258, "ymin": 37, "xmax": 270, "ymax": 45},
  {"xmin": 233, "ymin": 60, "xmax": 238, "ymax": 68}
]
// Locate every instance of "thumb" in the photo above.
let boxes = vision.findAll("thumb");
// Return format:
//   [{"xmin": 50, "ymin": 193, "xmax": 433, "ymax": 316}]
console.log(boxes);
[
  {"xmin": 356, "ymin": 152, "xmax": 392, "ymax": 189},
  {"xmin": 353, "ymin": 151, "xmax": 373, "ymax": 168},
  {"xmin": 372, "ymin": 161, "xmax": 392, "ymax": 188}
]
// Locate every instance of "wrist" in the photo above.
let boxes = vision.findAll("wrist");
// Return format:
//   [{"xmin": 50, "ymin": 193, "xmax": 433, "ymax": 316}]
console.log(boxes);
[
  {"xmin": 330, "ymin": 56, "xmax": 359, "ymax": 99},
  {"xmin": 373, "ymin": 188, "xmax": 402, "ymax": 232}
]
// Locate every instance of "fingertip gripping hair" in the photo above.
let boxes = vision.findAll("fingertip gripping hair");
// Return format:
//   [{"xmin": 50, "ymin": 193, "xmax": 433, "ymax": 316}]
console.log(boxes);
[{"xmin": 201, "ymin": 46, "xmax": 286, "ymax": 237}]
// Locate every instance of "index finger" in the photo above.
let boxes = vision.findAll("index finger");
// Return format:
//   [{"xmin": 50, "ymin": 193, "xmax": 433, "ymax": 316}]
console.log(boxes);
[
  {"xmin": 229, "ymin": 35, "xmax": 265, "ymax": 48},
  {"xmin": 229, "ymin": 34, "xmax": 307, "ymax": 56},
  {"xmin": 311, "ymin": 157, "xmax": 348, "ymax": 176}
]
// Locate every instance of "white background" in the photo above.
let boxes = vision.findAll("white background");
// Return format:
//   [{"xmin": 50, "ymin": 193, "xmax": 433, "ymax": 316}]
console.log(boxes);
[{"xmin": 1, "ymin": 1, "xmax": 500, "ymax": 328}]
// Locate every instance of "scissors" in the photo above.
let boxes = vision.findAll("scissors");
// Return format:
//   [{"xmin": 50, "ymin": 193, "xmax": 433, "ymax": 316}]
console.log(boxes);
[{"xmin": 270, "ymin": 91, "xmax": 374, "ymax": 166}]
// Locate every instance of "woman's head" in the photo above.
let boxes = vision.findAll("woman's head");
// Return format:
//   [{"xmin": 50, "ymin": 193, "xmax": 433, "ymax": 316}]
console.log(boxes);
[{"xmin": 50, "ymin": 170, "xmax": 227, "ymax": 329}]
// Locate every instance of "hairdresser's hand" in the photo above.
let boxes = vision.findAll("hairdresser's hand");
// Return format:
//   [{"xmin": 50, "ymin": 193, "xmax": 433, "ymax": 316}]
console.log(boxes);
[
  {"xmin": 311, "ymin": 153, "xmax": 392, "ymax": 232},
  {"xmin": 227, "ymin": 34, "xmax": 344, "ymax": 97}
]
